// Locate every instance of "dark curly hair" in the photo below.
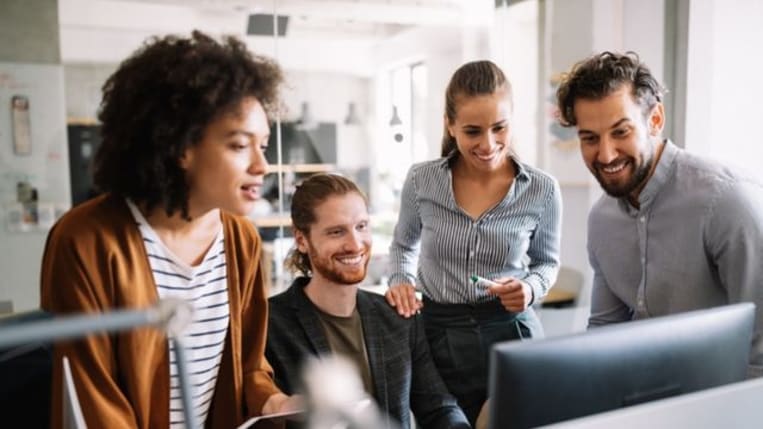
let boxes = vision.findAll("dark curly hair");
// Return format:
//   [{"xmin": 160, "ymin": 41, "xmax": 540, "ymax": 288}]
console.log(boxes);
[
  {"xmin": 93, "ymin": 30, "xmax": 283, "ymax": 218},
  {"xmin": 441, "ymin": 60, "xmax": 512, "ymax": 157},
  {"xmin": 284, "ymin": 173, "xmax": 367, "ymax": 277},
  {"xmin": 556, "ymin": 51, "xmax": 666, "ymax": 127}
]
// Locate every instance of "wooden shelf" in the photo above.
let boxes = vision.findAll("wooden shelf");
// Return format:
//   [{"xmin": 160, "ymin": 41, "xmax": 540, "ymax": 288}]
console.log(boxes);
[
  {"xmin": 266, "ymin": 163, "xmax": 336, "ymax": 174},
  {"xmin": 67, "ymin": 117, "xmax": 100, "ymax": 126},
  {"xmin": 253, "ymin": 212, "xmax": 399, "ymax": 231},
  {"xmin": 251, "ymin": 215, "xmax": 291, "ymax": 228}
]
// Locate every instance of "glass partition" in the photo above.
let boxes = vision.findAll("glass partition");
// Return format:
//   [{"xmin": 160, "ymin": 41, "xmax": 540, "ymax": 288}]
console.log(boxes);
[
  {"xmin": 261, "ymin": 0, "xmax": 499, "ymax": 292},
  {"xmin": 57, "ymin": 0, "xmax": 520, "ymax": 292}
]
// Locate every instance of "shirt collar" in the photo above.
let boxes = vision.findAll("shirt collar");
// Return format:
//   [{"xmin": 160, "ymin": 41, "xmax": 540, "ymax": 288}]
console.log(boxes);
[{"xmin": 620, "ymin": 139, "xmax": 679, "ymax": 212}]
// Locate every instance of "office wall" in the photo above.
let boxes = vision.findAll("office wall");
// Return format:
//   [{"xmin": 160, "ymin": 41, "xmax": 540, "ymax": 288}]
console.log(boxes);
[
  {"xmin": 0, "ymin": 0, "xmax": 69, "ymax": 312},
  {"xmin": 0, "ymin": 0, "xmax": 60, "ymax": 64},
  {"xmin": 63, "ymin": 63, "xmax": 116, "ymax": 120},
  {"xmin": 681, "ymin": 0, "xmax": 763, "ymax": 179},
  {"xmin": 493, "ymin": 0, "xmax": 541, "ymax": 168}
]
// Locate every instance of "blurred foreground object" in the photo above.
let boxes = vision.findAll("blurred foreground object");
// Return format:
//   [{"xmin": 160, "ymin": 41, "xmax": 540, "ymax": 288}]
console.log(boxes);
[
  {"xmin": 0, "ymin": 299, "xmax": 198, "ymax": 428},
  {"xmin": 303, "ymin": 355, "xmax": 399, "ymax": 429}
]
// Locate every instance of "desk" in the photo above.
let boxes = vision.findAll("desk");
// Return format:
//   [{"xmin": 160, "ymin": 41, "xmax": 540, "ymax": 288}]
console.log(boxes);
[{"xmin": 547, "ymin": 377, "xmax": 763, "ymax": 429}]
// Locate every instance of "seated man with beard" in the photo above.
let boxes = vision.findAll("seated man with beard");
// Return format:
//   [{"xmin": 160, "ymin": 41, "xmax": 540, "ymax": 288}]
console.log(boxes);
[{"xmin": 265, "ymin": 173, "xmax": 470, "ymax": 429}]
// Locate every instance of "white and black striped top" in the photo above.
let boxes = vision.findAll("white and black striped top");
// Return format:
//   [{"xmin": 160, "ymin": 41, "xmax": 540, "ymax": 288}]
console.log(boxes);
[
  {"xmin": 126, "ymin": 200, "xmax": 230, "ymax": 429},
  {"xmin": 388, "ymin": 155, "xmax": 562, "ymax": 304}
]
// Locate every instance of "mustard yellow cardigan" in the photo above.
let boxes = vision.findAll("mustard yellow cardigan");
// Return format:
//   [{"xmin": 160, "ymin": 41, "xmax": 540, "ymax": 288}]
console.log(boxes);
[{"xmin": 41, "ymin": 194, "xmax": 281, "ymax": 428}]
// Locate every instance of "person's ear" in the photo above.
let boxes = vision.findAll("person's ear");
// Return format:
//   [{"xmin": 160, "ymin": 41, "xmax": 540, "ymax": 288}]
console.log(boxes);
[
  {"xmin": 444, "ymin": 115, "xmax": 455, "ymax": 139},
  {"xmin": 179, "ymin": 147, "xmax": 193, "ymax": 170},
  {"xmin": 294, "ymin": 228, "xmax": 309, "ymax": 254},
  {"xmin": 648, "ymin": 102, "xmax": 665, "ymax": 136}
]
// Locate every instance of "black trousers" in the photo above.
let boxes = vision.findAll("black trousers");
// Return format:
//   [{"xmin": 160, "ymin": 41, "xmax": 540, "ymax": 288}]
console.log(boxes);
[{"xmin": 421, "ymin": 297, "xmax": 543, "ymax": 426}]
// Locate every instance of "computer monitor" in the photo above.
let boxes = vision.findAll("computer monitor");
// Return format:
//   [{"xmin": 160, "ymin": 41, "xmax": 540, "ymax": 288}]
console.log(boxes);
[{"xmin": 488, "ymin": 303, "xmax": 755, "ymax": 429}]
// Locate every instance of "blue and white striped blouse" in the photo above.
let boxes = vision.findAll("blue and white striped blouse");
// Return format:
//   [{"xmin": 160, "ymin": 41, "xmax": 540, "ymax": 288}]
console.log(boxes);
[{"xmin": 388, "ymin": 155, "xmax": 562, "ymax": 304}]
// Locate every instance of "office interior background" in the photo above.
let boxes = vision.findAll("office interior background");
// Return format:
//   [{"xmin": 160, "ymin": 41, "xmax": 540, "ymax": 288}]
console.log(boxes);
[{"xmin": 0, "ymin": 0, "xmax": 762, "ymax": 337}]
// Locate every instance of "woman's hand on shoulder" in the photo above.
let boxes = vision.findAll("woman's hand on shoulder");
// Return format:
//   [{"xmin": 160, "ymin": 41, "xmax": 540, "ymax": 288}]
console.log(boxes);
[{"xmin": 385, "ymin": 283, "xmax": 423, "ymax": 318}]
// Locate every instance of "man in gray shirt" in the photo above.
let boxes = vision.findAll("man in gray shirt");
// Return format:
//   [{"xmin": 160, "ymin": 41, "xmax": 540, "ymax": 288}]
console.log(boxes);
[{"xmin": 556, "ymin": 51, "xmax": 763, "ymax": 377}]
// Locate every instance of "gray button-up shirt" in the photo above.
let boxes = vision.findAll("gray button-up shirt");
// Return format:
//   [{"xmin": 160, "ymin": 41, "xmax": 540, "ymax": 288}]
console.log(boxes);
[
  {"xmin": 388, "ymin": 154, "xmax": 562, "ymax": 305},
  {"xmin": 588, "ymin": 140, "xmax": 763, "ymax": 377}
]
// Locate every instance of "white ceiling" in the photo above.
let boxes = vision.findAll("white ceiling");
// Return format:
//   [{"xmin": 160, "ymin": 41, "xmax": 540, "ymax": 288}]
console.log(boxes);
[
  {"xmin": 122, "ymin": 0, "xmax": 473, "ymax": 19},
  {"xmin": 59, "ymin": 0, "xmax": 493, "ymax": 73},
  {"xmin": 62, "ymin": 0, "xmax": 490, "ymax": 40}
]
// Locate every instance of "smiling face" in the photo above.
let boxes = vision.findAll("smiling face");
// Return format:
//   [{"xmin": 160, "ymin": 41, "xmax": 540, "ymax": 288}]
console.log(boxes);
[
  {"xmin": 295, "ymin": 193, "xmax": 371, "ymax": 286},
  {"xmin": 574, "ymin": 85, "xmax": 664, "ymax": 201},
  {"xmin": 447, "ymin": 89, "xmax": 512, "ymax": 172},
  {"xmin": 180, "ymin": 97, "xmax": 270, "ymax": 217}
]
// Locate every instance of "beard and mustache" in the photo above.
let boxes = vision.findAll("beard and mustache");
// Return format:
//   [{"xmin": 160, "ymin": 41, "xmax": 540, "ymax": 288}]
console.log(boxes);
[
  {"xmin": 305, "ymin": 243, "xmax": 370, "ymax": 285},
  {"xmin": 592, "ymin": 151, "xmax": 654, "ymax": 199}
]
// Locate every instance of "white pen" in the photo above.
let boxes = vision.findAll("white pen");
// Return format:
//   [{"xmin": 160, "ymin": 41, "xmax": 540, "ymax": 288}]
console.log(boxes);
[{"xmin": 470, "ymin": 275, "xmax": 499, "ymax": 289}]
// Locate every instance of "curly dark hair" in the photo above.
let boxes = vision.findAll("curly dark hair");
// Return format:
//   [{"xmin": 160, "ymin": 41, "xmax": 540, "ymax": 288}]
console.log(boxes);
[
  {"xmin": 284, "ymin": 173, "xmax": 367, "ymax": 277},
  {"xmin": 556, "ymin": 51, "xmax": 666, "ymax": 127},
  {"xmin": 441, "ymin": 60, "xmax": 512, "ymax": 157},
  {"xmin": 93, "ymin": 30, "xmax": 283, "ymax": 218}
]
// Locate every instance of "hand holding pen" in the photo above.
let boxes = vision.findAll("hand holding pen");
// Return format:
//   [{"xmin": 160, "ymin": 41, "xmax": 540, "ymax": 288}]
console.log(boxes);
[{"xmin": 471, "ymin": 275, "xmax": 533, "ymax": 313}]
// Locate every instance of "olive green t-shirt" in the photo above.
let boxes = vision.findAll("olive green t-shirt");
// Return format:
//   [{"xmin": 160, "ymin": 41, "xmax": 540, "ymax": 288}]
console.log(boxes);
[{"xmin": 314, "ymin": 306, "xmax": 374, "ymax": 394}]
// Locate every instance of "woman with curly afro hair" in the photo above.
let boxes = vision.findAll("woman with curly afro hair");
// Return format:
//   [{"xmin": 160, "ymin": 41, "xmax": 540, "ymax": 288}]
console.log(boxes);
[{"xmin": 41, "ymin": 30, "xmax": 301, "ymax": 428}]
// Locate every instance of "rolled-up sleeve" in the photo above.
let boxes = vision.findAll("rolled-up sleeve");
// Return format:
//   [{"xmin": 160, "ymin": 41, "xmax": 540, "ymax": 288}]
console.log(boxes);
[
  {"xmin": 522, "ymin": 178, "xmax": 562, "ymax": 303},
  {"xmin": 389, "ymin": 166, "xmax": 422, "ymax": 287}
]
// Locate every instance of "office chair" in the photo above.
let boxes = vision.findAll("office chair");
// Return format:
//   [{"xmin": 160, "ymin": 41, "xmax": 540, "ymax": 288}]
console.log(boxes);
[{"xmin": 541, "ymin": 266, "xmax": 584, "ymax": 308}]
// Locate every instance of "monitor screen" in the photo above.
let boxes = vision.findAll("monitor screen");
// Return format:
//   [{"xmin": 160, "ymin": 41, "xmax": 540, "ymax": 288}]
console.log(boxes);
[{"xmin": 488, "ymin": 303, "xmax": 755, "ymax": 429}]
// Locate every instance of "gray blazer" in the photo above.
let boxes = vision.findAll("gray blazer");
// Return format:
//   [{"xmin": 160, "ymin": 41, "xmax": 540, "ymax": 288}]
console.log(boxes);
[{"xmin": 266, "ymin": 277, "xmax": 471, "ymax": 429}]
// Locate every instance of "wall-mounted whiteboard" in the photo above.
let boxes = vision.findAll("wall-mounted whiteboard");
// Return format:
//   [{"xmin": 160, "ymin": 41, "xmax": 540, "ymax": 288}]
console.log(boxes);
[
  {"xmin": 0, "ymin": 62, "xmax": 70, "ymax": 204},
  {"xmin": 0, "ymin": 62, "xmax": 69, "ymax": 311}
]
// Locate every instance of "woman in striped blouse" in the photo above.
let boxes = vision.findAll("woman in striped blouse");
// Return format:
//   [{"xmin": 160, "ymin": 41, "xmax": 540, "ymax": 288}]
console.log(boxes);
[{"xmin": 385, "ymin": 60, "xmax": 562, "ymax": 425}]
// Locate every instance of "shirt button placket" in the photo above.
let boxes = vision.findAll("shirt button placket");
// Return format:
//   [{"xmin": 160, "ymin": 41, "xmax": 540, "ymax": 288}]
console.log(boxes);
[
  {"xmin": 637, "ymin": 213, "xmax": 648, "ymax": 315},
  {"xmin": 467, "ymin": 221, "xmax": 477, "ymax": 278}
]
